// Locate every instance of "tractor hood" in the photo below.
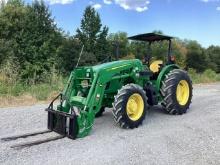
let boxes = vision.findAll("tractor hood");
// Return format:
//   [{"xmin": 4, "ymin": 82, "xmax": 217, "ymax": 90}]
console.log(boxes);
[{"xmin": 91, "ymin": 59, "xmax": 142, "ymax": 73}]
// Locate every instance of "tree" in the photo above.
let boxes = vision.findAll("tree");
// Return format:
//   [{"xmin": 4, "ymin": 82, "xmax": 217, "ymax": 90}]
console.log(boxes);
[
  {"xmin": 130, "ymin": 41, "xmax": 147, "ymax": 60},
  {"xmin": 20, "ymin": 0, "xmax": 62, "ymax": 84},
  {"xmin": 171, "ymin": 39, "xmax": 187, "ymax": 67},
  {"xmin": 108, "ymin": 32, "xmax": 129, "ymax": 58},
  {"xmin": 0, "ymin": 0, "xmax": 27, "ymax": 81},
  {"xmin": 76, "ymin": 6, "xmax": 109, "ymax": 63},
  {"xmin": 185, "ymin": 41, "xmax": 208, "ymax": 72},
  {"xmin": 151, "ymin": 41, "xmax": 169, "ymax": 61},
  {"xmin": 206, "ymin": 45, "xmax": 220, "ymax": 73},
  {"xmin": 0, "ymin": 0, "xmax": 63, "ymax": 84},
  {"xmin": 95, "ymin": 26, "xmax": 110, "ymax": 61},
  {"xmin": 56, "ymin": 35, "xmax": 98, "ymax": 74}
]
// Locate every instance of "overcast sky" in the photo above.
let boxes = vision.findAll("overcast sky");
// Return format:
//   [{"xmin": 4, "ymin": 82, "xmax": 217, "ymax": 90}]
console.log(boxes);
[{"xmin": 23, "ymin": 0, "xmax": 220, "ymax": 47}]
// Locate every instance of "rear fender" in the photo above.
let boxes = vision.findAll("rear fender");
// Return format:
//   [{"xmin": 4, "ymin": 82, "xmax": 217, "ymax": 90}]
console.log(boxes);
[{"xmin": 156, "ymin": 64, "xmax": 179, "ymax": 91}]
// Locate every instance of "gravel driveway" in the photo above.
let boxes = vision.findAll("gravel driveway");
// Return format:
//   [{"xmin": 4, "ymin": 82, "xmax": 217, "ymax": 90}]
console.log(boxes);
[{"xmin": 0, "ymin": 83, "xmax": 220, "ymax": 165}]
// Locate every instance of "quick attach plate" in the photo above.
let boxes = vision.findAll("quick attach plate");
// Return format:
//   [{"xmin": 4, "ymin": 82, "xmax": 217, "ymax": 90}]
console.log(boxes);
[{"xmin": 46, "ymin": 109, "xmax": 78, "ymax": 139}]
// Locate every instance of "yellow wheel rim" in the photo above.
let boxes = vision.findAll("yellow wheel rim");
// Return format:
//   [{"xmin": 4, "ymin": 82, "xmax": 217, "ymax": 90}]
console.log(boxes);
[
  {"xmin": 176, "ymin": 80, "xmax": 190, "ymax": 106},
  {"xmin": 126, "ymin": 93, "xmax": 144, "ymax": 121}
]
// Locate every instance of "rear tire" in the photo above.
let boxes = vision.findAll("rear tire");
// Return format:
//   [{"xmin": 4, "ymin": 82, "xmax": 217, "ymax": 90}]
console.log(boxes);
[
  {"xmin": 160, "ymin": 69, "xmax": 193, "ymax": 115},
  {"xmin": 112, "ymin": 84, "xmax": 149, "ymax": 129}
]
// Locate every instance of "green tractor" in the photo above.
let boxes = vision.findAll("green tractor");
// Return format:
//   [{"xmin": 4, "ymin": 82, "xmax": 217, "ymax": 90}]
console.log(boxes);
[{"xmin": 47, "ymin": 33, "xmax": 193, "ymax": 139}]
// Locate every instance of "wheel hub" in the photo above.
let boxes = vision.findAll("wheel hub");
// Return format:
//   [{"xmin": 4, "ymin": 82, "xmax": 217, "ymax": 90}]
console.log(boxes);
[
  {"xmin": 176, "ymin": 80, "xmax": 190, "ymax": 106},
  {"xmin": 126, "ymin": 93, "xmax": 144, "ymax": 121},
  {"xmin": 127, "ymin": 99, "xmax": 138, "ymax": 114}
]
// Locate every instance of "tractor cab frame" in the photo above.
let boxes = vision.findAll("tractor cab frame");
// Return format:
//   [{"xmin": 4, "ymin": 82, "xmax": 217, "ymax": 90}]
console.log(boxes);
[{"xmin": 128, "ymin": 33, "xmax": 174, "ymax": 67}]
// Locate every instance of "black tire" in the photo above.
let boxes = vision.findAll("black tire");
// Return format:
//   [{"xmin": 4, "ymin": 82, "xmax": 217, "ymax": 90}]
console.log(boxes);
[
  {"xmin": 112, "ymin": 84, "xmax": 149, "ymax": 129},
  {"xmin": 95, "ymin": 107, "xmax": 105, "ymax": 118},
  {"xmin": 160, "ymin": 69, "xmax": 193, "ymax": 115}
]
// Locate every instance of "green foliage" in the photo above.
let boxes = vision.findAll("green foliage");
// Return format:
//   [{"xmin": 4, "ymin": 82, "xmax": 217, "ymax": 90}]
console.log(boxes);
[
  {"xmin": 26, "ymin": 83, "xmax": 62, "ymax": 100},
  {"xmin": 171, "ymin": 39, "xmax": 187, "ymax": 67},
  {"xmin": 188, "ymin": 68, "xmax": 220, "ymax": 84},
  {"xmin": 130, "ymin": 41, "xmax": 147, "ymax": 60},
  {"xmin": 56, "ymin": 37, "xmax": 80, "ymax": 74},
  {"xmin": 0, "ymin": 72, "xmax": 65, "ymax": 100},
  {"xmin": 20, "ymin": 0, "xmax": 62, "ymax": 84},
  {"xmin": 151, "ymin": 41, "xmax": 169, "ymax": 61},
  {"xmin": 76, "ymin": 6, "xmax": 109, "ymax": 63},
  {"xmin": 108, "ymin": 32, "xmax": 129, "ymax": 58},
  {"xmin": 0, "ymin": 0, "xmax": 26, "ymax": 65},
  {"xmin": 185, "ymin": 41, "xmax": 208, "ymax": 73},
  {"xmin": 206, "ymin": 45, "xmax": 220, "ymax": 73},
  {"xmin": 0, "ymin": 0, "xmax": 62, "ymax": 84},
  {"xmin": 78, "ymin": 52, "xmax": 97, "ymax": 66},
  {"xmin": 0, "ymin": 55, "xmax": 20, "ymax": 83},
  {"xmin": 96, "ymin": 26, "xmax": 110, "ymax": 61}
]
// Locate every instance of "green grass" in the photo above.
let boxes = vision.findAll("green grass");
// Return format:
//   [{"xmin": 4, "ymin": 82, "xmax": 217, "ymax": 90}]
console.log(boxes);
[
  {"xmin": 188, "ymin": 69, "xmax": 220, "ymax": 84},
  {"xmin": 0, "ymin": 77, "xmax": 67, "ymax": 101},
  {"xmin": 0, "ymin": 83, "xmax": 63, "ymax": 100}
]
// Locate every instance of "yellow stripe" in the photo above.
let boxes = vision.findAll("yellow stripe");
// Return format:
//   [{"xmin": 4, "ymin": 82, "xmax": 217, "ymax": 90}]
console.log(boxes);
[{"xmin": 107, "ymin": 64, "xmax": 130, "ymax": 71}]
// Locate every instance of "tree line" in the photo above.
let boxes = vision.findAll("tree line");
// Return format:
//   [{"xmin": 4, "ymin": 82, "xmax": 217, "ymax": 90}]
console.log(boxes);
[{"xmin": 0, "ymin": 0, "xmax": 219, "ymax": 85}]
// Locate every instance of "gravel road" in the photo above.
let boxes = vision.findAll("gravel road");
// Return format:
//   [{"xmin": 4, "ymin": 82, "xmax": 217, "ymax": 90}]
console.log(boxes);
[{"xmin": 0, "ymin": 84, "xmax": 220, "ymax": 165}]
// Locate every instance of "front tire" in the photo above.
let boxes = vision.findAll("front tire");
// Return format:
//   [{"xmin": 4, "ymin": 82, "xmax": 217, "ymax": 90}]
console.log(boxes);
[
  {"xmin": 160, "ymin": 69, "xmax": 193, "ymax": 115},
  {"xmin": 112, "ymin": 84, "xmax": 149, "ymax": 129}
]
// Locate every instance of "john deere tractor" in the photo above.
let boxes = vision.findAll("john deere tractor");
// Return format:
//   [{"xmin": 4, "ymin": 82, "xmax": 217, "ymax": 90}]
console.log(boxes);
[{"xmin": 47, "ymin": 33, "xmax": 193, "ymax": 139}]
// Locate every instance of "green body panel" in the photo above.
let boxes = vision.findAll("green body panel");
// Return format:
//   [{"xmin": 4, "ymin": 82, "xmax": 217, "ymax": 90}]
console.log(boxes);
[
  {"xmin": 154, "ymin": 64, "xmax": 179, "ymax": 102},
  {"xmin": 55, "ymin": 59, "xmax": 178, "ymax": 138},
  {"xmin": 155, "ymin": 64, "xmax": 179, "ymax": 91}
]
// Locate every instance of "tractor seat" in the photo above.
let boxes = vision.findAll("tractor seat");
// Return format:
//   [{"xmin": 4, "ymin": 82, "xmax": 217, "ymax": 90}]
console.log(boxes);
[{"xmin": 150, "ymin": 60, "xmax": 163, "ymax": 73}]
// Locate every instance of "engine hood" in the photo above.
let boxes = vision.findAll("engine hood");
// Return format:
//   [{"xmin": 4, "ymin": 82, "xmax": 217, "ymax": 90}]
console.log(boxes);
[{"xmin": 92, "ymin": 59, "xmax": 142, "ymax": 73}]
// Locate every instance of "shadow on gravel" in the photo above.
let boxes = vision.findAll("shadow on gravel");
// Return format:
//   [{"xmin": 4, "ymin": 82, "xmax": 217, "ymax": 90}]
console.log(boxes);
[{"xmin": 149, "ymin": 105, "xmax": 168, "ymax": 115}]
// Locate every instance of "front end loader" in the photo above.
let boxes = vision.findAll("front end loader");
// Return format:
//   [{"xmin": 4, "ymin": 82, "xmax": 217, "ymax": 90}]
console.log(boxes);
[{"xmin": 46, "ymin": 60, "xmax": 146, "ymax": 138}]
